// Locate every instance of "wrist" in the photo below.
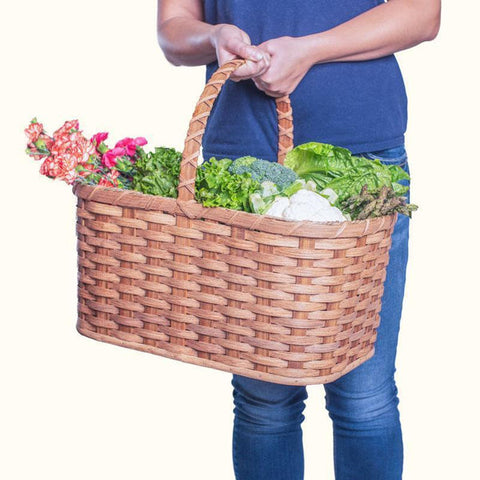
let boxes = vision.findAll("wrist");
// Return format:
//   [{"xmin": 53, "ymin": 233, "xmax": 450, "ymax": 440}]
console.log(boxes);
[
  {"xmin": 210, "ymin": 23, "xmax": 234, "ymax": 50},
  {"xmin": 301, "ymin": 33, "xmax": 331, "ymax": 66},
  {"xmin": 294, "ymin": 36, "xmax": 318, "ymax": 70},
  {"xmin": 208, "ymin": 24, "xmax": 221, "ymax": 51}
]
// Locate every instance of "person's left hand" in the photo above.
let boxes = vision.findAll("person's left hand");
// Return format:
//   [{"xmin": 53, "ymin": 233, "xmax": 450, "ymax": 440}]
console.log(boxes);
[{"xmin": 253, "ymin": 36, "xmax": 313, "ymax": 97}]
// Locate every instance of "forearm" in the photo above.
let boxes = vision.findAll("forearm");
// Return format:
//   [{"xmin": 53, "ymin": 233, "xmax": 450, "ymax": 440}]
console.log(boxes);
[
  {"xmin": 157, "ymin": 17, "xmax": 218, "ymax": 66},
  {"xmin": 302, "ymin": 0, "xmax": 441, "ymax": 65},
  {"xmin": 157, "ymin": 0, "xmax": 269, "ymax": 79}
]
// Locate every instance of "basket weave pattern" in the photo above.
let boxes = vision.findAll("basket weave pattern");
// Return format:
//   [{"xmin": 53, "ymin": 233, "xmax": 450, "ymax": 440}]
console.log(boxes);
[{"xmin": 73, "ymin": 60, "xmax": 397, "ymax": 385}]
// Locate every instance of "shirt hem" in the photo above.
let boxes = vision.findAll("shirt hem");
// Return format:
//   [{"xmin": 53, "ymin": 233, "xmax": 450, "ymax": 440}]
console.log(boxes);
[
  {"xmin": 343, "ymin": 135, "xmax": 405, "ymax": 155},
  {"xmin": 202, "ymin": 135, "xmax": 406, "ymax": 162}
]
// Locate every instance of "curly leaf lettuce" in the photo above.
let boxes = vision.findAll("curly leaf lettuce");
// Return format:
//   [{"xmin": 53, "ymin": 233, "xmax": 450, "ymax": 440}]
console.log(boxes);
[
  {"xmin": 132, "ymin": 147, "xmax": 181, "ymax": 197},
  {"xmin": 195, "ymin": 158, "xmax": 260, "ymax": 211}
]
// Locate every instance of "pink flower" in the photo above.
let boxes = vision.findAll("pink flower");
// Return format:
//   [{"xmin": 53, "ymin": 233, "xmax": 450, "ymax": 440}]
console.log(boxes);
[
  {"xmin": 28, "ymin": 120, "xmax": 147, "ymax": 185},
  {"xmin": 40, "ymin": 156, "xmax": 61, "ymax": 178},
  {"xmin": 25, "ymin": 121, "xmax": 43, "ymax": 145},
  {"xmin": 39, "ymin": 154, "xmax": 77, "ymax": 184},
  {"xmin": 110, "ymin": 146, "xmax": 126, "ymax": 157},
  {"xmin": 53, "ymin": 120, "xmax": 80, "ymax": 139},
  {"xmin": 102, "ymin": 151, "xmax": 116, "ymax": 168},
  {"xmin": 50, "ymin": 131, "xmax": 95, "ymax": 164},
  {"xmin": 24, "ymin": 120, "xmax": 54, "ymax": 160},
  {"xmin": 91, "ymin": 132, "xmax": 108, "ymax": 146},
  {"xmin": 102, "ymin": 146, "xmax": 126, "ymax": 168},
  {"xmin": 36, "ymin": 123, "xmax": 97, "ymax": 184},
  {"xmin": 115, "ymin": 136, "xmax": 147, "ymax": 156}
]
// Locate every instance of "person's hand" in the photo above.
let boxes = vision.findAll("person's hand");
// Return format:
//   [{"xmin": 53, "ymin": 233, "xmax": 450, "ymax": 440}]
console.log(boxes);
[
  {"xmin": 254, "ymin": 36, "xmax": 313, "ymax": 97},
  {"xmin": 212, "ymin": 24, "xmax": 270, "ymax": 81}
]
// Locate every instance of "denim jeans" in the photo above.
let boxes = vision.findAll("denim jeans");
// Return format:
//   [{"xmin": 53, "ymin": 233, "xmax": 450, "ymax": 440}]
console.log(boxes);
[{"xmin": 232, "ymin": 145, "xmax": 410, "ymax": 480}]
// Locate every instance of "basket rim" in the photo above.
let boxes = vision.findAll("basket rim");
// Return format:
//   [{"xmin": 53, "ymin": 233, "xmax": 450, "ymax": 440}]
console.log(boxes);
[{"xmin": 72, "ymin": 183, "xmax": 397, "ymax": 239}]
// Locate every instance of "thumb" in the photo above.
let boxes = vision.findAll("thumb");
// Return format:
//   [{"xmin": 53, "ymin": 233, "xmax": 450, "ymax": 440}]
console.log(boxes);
[
  {"xmin": 257, "ymin": 40, "xmax": 275, "ymax": 56},
  {"xmin": 227, "ymin": 37, "xmax": 264, "ymax": 62}
]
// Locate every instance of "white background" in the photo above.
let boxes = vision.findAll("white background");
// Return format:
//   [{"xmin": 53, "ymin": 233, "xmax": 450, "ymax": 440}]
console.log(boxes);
[{"xmin": 1, "ymin": 1, "xmax": 479, "ymax": 479}]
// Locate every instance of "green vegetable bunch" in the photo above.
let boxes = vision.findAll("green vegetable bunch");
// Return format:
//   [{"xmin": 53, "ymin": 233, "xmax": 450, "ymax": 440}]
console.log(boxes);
[
  {"xmin": 341, "ymin": 185, "xmax": 418, "ymax": 220},
  {"xmin": 285, "ymin": 142, "xmax": 410, "ymax": 206},
  {"xmin": 195, "ymin": 158, "xmax": 260, "ymax": 211},
  {"xmin": 228, "ymin": 156, "xmax": 297, "ymax": 191},
  {"xmin": 132, "ymin": 147, "xmax": 181, "ymax": 197}
]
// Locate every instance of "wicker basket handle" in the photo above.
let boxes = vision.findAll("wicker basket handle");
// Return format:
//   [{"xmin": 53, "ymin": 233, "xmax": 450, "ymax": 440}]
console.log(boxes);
[{"xmin": 177, "ymin": 59, "xmax": 294, "ymax": 202}]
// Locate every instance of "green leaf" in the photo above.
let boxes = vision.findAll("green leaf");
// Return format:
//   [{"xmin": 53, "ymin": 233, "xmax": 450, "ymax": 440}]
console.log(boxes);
[
  {"xmin": 285, "ymin": 142, "xmax": 411, "ymax": 206},
  {"xmin": 195, "ymin": 158, "xmax": 260, "ymax": 211},
  {"xmin": 132, "ymin": 146, "xmax": 181, "ymax": 197}
]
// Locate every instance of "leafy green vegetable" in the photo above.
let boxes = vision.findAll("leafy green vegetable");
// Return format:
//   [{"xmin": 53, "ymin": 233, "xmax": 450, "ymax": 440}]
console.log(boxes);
[
  {"xmin": 284, "ymin": 142, "xmax": 353, "ymax": 179},
  {"xmin": 228, "ymin": 156, "xmax": 297, "ymax": 191},
  {"xmin": 132, "ymin": 147, "xmax": 181, "ymax": 197},
  {"xmin": 195, "ymin": 158, "xmax": 260, "ymax": 211},
  {"xmin": 285, "ymin": 142, "xmax": 410, "ymax": 205}
]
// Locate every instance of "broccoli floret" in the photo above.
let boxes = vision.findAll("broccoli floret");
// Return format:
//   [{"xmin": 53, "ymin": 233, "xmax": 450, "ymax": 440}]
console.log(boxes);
[
  {"xmin": 228, "ymin": 156, "xmax": 297, "ymax": 191},
  {"xmin": 228, "ymin": 156, "xmax": 257, "ymax": 177},
  {"xmin": 229, "ymin": 156, "xmax": 257, "ymax": 169}
]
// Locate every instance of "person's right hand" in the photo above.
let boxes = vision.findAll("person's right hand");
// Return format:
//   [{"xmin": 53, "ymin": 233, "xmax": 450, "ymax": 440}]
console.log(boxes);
[{"xmin": 212, "ymin": 24, "xmax": 270, "ymax": 81}]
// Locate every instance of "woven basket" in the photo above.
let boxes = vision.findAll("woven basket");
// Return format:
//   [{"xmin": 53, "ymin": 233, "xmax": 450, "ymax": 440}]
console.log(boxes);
[{"xmin": 72, "ymin": 59, "xmax": 397, "ymax": 385}]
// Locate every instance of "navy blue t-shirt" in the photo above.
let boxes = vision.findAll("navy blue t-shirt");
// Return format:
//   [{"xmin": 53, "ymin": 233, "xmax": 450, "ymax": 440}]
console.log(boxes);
[{"xmin": 202, "ymin": 0, "xmax": 407, "ymax": 160}]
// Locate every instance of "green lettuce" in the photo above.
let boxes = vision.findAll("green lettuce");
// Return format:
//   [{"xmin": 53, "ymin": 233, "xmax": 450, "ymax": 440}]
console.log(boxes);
[
  {"xmin": 285, "ymin": 142, "xmax": 410, "ymax": 205},
  {"xmin": 133, "ymin": 147, "xmax": 181, "ymax": 197},
  {"xmin": 195, "ymin": 158, "xmax": 260, "ymax": 211}
]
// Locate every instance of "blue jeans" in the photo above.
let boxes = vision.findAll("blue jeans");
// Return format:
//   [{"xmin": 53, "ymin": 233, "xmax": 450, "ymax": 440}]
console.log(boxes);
[{"xmin": 232, "ymin": 145, "xmax": 410, "ymax": 480}]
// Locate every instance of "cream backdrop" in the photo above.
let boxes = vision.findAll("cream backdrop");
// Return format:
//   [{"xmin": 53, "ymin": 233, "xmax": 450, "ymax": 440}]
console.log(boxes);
[{"xmin": 1, "ymin": 1, "xmax": 478, "ymax": 479}]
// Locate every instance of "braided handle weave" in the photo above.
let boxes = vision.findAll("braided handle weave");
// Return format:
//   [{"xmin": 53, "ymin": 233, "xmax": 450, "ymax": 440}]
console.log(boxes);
[{"xmin": 177, "ymin": 59, "xmax": 294, "ymax": 202}]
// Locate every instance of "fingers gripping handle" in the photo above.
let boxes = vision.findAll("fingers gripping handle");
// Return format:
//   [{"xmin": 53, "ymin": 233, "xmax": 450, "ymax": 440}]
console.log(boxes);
[{"xmin": 177, "ymin": 59, "xmax": 294, "ymax": 202}]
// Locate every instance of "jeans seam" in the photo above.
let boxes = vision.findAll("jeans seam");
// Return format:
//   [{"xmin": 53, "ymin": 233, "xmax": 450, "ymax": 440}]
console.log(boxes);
[{"xmin": 232, "ymin": 420, "xmax": 239, "ymax": 478}]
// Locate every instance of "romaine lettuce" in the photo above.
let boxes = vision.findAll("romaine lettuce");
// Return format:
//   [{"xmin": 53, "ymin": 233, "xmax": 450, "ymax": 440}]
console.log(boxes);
[{"xmin": 285, "ymin": 142, "xmax": 410, "ymax": 205}]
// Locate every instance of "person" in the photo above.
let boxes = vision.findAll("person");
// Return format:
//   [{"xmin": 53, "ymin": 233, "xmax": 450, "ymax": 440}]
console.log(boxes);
[{"xmin": 156, "ymin": 1, "xmax": 441, "ymax": 479}]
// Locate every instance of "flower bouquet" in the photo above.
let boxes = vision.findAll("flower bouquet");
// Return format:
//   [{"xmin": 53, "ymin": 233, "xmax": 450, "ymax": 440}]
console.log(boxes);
[{"xmin": 24, "ymin": 118, "xmax": 181, "ymax": 194}]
